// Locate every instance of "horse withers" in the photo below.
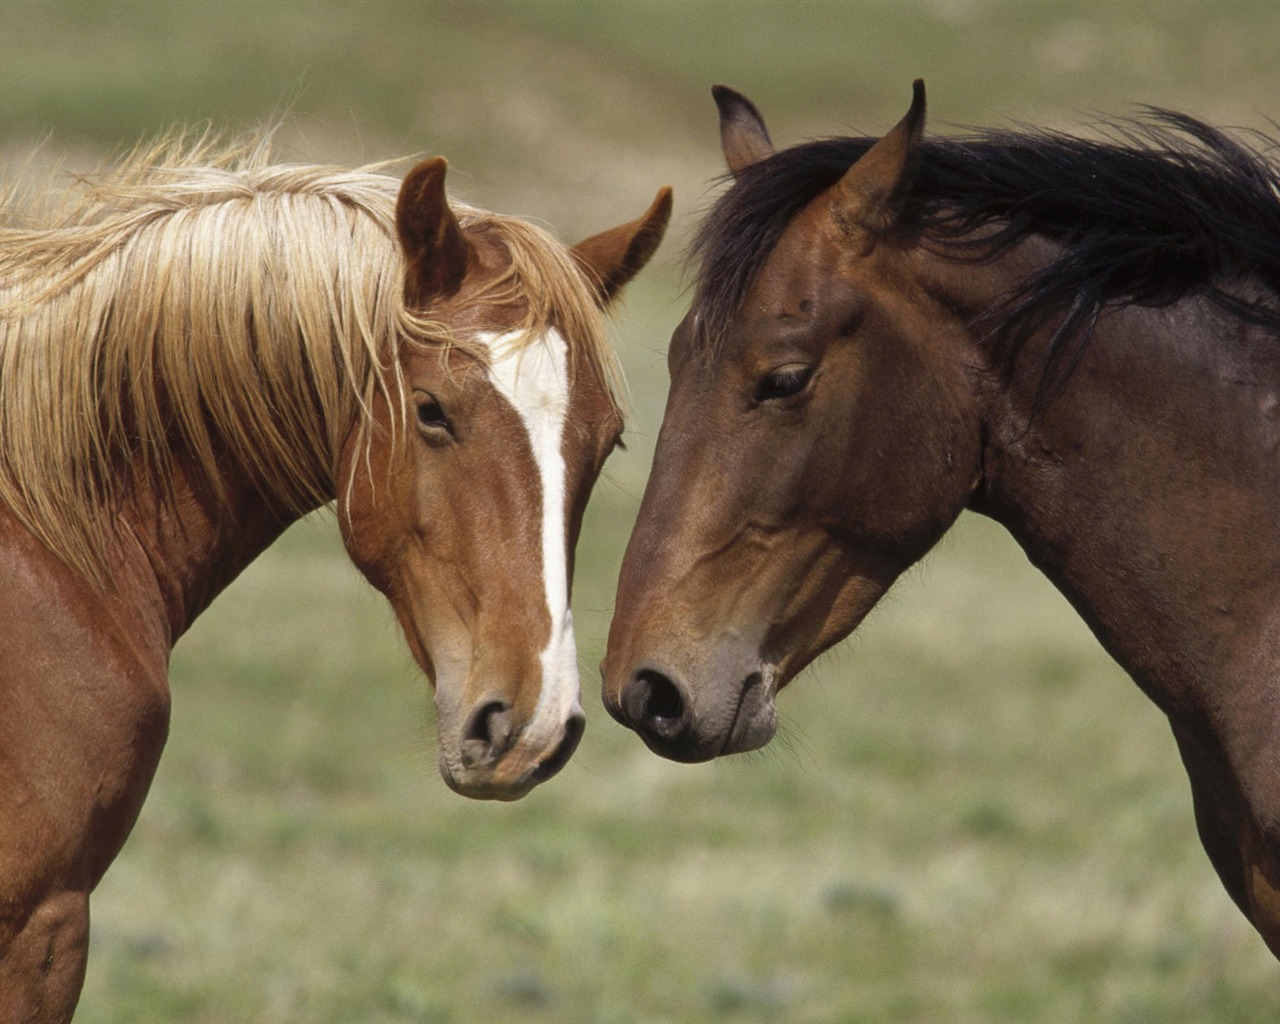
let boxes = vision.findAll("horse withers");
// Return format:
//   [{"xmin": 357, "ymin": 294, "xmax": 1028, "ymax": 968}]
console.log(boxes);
[
  {"xmin": 604, "ymin": 81, "xmax": 1280, "ymax": 957},
  {"xmin": 0, "ymin": 133, "xmax": 669, "ymax": 1018}
]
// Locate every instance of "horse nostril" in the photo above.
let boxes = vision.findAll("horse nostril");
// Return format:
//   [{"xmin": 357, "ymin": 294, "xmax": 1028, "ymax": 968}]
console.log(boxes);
[
  {"xmin": 624, "ymin": 669, "xmax": 688, "ymax": 740},
  {"xmin": 461, "ymin": 700, "xmax": 516, "ymax": 767}
]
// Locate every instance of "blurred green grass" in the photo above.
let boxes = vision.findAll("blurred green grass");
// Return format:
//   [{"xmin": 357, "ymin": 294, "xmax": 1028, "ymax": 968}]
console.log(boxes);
[{"xmin": 4, "ymin": 2, "xmax": 1280, "ymax": 1021}]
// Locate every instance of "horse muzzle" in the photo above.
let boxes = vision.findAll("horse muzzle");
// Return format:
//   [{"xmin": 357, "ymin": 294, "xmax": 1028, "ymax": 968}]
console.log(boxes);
[
  {"xmin": 437, "ymin": 695, "xmax": 585, "ymax": 800},
  {"xmin": 604, "ymin": 654, "xmax": 779, "ymax": 763}
]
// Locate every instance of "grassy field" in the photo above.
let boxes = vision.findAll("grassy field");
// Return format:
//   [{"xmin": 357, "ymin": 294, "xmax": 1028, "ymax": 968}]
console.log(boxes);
[{"xmin": 4, "ymin": 2, "xmax": 1280, "ymax": 1020}]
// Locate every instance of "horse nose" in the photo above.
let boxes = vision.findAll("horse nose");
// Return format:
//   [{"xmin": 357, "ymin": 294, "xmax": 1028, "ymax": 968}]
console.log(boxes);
[
  {"xmin": 618, "ymin": 667, "xmax": 706, "ymax": 762},
  {"xmin": 460, "ymin": 699, "xmax": 518, "ymax": 768}
]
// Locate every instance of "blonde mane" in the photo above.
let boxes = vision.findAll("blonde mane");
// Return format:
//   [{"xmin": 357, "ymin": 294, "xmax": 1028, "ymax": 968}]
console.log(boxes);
[{"xmin": 0, "ymin": 130, "xmax": 620, "ymax": 582}]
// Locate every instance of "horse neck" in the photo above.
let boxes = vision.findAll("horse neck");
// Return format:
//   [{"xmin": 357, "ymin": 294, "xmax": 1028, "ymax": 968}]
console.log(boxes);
[
  {"xmin": 114, "ymin": 449, "xmax": 307, "ymax": 645},
  {"xmin": 969, "ymin": 280, "xmax": 1280, "ymax": 717}
]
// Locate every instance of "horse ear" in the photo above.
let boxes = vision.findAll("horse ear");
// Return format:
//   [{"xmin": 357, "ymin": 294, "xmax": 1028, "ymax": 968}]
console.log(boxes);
[
  {"xmin": 831, "ymin": 79, "xmax": 926, "ymax": 236},
  {"xmin": 713, "ymin": 85, "xmax": 775, "ymax": 177},
  {"xmin": 570, "ymin": 186, "xmax": 673, "ymax": 306},
  {"xmin": 396, "ymin": 157, "xmax": 472, "ymax": 305}
]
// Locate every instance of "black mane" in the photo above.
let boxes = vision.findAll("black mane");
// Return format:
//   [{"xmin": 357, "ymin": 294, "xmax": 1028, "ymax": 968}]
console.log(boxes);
[{"xmin": 691, "ymin": 111, "xmax": 1280, "ymax": 393}]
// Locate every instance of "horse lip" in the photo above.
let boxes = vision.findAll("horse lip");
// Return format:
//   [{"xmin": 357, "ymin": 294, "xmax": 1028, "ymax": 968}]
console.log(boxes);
[
  {"xmin": 441, "ymin": 760, "xmax": 538, "ymax": 802},
  {"xmin": 719, "ymin": 668, "xmax": 779, "ymax": 756},
  {"xmin": 635, "ymin": 723, "xmax": 720, "ymax": 764}
]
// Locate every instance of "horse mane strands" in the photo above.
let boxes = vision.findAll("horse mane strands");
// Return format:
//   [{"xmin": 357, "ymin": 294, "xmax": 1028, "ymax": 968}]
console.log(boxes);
[
  {"xmin": 0, "ymin": 128, "xmax": 433, "ymax": 583},
  {"xmin": 691, "ymin": 110, "xmax": 1280, "ymax": 379},
  {"xmin": 0, "ymin": 128, "xmax": 624, "ymax": 584}
]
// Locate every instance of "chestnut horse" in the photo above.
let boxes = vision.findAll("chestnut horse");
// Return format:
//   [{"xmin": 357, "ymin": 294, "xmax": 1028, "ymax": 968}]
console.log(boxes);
[
  {"xmin": 604, "ymin": 81, "xmax": 1280, "ymax": 957},
  {"xmin": 0, "ymin": 132, "xmax": 669, "ymax": 1018}
]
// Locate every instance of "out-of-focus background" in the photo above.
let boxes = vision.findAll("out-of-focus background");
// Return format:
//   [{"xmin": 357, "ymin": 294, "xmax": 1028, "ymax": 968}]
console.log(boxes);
[{"xmin": 4, "ymin": 2, "xmax": 1279, "ymax": 1020}]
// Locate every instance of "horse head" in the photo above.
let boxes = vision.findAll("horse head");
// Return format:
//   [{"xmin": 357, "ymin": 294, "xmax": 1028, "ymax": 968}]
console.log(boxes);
[
  {"xmin": 342, "ymin": 159, "xmax": 671, "ymax": 797},
  {"xmin": 604, "ymin": 83, "xmax": 981, "ymax": 762}
]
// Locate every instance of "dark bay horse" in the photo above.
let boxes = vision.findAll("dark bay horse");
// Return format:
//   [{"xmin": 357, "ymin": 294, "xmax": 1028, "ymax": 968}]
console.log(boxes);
[
  {"xmin": 0, "ymin": 131, "xmax": 670, "ymax": 1018},
  {"xmin": 604, "ymin": 81, "xmax": 1280, "ymax": 957}
]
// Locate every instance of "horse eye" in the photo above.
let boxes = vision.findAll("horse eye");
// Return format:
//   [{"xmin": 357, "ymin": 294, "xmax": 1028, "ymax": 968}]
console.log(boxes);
[
  {"xmin": 414, "ymin": 392, "xmax": 453, "ymax": 436},
  {"xmin": 754, "ymin": 364, "xmax": 814, "ymax": 402}
]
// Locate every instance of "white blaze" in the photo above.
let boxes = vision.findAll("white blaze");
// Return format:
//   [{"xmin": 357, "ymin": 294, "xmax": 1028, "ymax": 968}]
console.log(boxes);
[{"xmin": 480, "ymin": 330, "xmax": 581, "ymax": 742}]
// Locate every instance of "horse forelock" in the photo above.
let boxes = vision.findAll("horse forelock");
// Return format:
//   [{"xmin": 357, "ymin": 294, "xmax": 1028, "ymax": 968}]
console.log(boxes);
[
  {"xmin": 690, "ymin": 144, "xmax": 870, "ymax": 363},
  {"xmin": 453, "ymin": 212, "xmax": 623, "ymax": 416},
  {"xmin": 0, "ymin": 130, "xmax": 618, "ymax": 583}
]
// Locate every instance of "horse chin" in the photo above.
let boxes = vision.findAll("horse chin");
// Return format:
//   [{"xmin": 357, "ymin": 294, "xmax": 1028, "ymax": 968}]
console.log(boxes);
[{"xmin": 438, "ymin": 760, "xmax": 533, "ymax": 802}]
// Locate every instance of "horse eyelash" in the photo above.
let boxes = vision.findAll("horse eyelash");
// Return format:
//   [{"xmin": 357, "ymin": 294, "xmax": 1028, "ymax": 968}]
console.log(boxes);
[
  {"xmin": 754, "ymin": 365, "xmax": 814, "ymax": 403},
  {"xmin": 415, "ymin": 394, "xmax": 453, "ymax": 434}
]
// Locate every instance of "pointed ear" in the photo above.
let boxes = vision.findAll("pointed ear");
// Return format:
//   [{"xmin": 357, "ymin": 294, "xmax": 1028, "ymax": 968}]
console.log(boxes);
[
  {"xmin": 570, "ymin": 186, "xmax": 673, "ymax": 306},
  {"xmin": 713, "ymin": 85, "xmax": 775, "ymax": 177},
  {"xmin": 830, "ymin": 79, "xmax": 926, "ymax": 236},
  {"xmin": 396, "ymin": 157, "xmax": 472, "ymax": 305}
]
